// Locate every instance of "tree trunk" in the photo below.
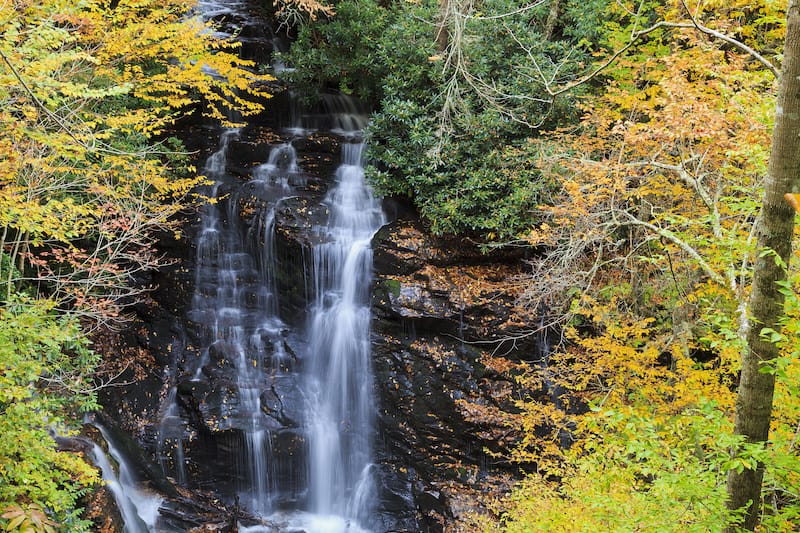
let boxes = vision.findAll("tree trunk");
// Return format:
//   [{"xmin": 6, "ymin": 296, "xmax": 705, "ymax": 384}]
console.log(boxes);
[
  {"xmin": 544, "ymin": 0, "xmax": 563, "ymax": 42},
  {"xmin": 435, "ymin": 0, "xmax": 450, "ymax": 52},
  {"xmin": 726, "ymin": 1, "xmax": 800, "ymax": 529}
]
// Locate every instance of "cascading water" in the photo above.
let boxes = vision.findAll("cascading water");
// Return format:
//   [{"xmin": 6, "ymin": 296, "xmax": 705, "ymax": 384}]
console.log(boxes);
[
  {"xmin": 112, "ymin": 0, "xmax": 386, "ymax": 529},
  {"xmin": 156, "ymin": 383, "xmax": 187, "ymax": 486},
  {"xmin": 306, "ymin": 141, "xmax": 385, "ymax": 527},
  {"xmin": 155, "ymin": 129, "xmax": 244, "ymax": 491},
  {"xmin": 183, "ymin": 127, "xmax": 298, "ymax": 515},
  {"xmin": 154, "ymin": 128, "xmax": 242, "ymax": 490},
  {"xmin": 176, "ymin": 126, "xmax": 383, "ymax": 531},
  {"xmin": 237, "ymin": 135, "xmax": 383, "ymax": 533},
  {"xmin": 90, "ymin": 423, "xmax": 163, "ymax": 533}
]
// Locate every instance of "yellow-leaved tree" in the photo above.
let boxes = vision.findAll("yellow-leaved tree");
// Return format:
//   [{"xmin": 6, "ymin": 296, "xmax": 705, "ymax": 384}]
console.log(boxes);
[
  {"xmin": 0, "ymin": 0, "xmax": 271, "ymax": 529},
  {"xmin": 494, "ymin": 0, "xmax": 800, "ymax": 531},
  {"xmin": 0, "ymin": 0, "xmax": 272, "ymax": 325}
]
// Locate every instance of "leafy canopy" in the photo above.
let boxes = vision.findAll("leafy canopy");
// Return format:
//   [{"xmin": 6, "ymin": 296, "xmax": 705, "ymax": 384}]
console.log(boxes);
[
  {"xmin": 0, "ymin": 299, "xmax": 100, "ymax": 532},
  {"xmin": 281, "ymin": 0, "xmax": 598, "ymax": 241},
  {"xmin": 0, "ymin": 0, "xmax": 271, "ymax": 323},
  {"xmin": 500, "ymin": 0, "xmax": 800, "ymax": 530},
  {"xmin": 0, "ymin": 0, "xmax": 272, "ymax": 529}
]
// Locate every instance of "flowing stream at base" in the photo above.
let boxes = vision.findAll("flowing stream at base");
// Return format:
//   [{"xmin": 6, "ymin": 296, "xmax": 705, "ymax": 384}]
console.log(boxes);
[{"xmin": 90, "ymin": 421, "xmax": 163, "ymax": 533}]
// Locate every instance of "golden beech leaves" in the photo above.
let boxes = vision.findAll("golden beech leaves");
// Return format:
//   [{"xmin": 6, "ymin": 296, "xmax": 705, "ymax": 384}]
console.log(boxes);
[
  {"xmin": 524, "ymin": 30, "xmax": 774, "ymax": 322},
  {"xmin": 0, "ymin": 0, "xmax": 271, "ymax": 324},
  {"xmin": 81, "ymin": 0, "xmax": 273, "ymax": 129},
  {"xmin": 502, "ymin": 3, "xmax": 800, "ymax": 530}
]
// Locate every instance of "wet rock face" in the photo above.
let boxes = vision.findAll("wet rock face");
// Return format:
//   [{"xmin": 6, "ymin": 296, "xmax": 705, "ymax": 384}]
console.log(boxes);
[
  {"xmin": 371, "ymin": 213, "xmax": 537, "ymax": 530},
  {"xmin": 95, "ymin": 124, "xmax": 336, "ymax": 527},
  {"xmin": 95, "ymin": 120, "xmax": 538, "ymax": 531}
]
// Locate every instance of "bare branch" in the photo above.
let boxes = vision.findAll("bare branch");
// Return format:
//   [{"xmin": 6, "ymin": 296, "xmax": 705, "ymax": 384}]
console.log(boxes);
[
  {"xmin": 467, "ymin": 0, "xmax": 546, "ymax": 21},
  {"xmin": 616, "ymin": 211, "xmax": 726, "ymax": 286},
  {"xmin": 529, "ymin": 12, "xmax": 779, "ymax": 99},
  {"xmin": 677, "ymin": 0, "xmax": 779, "ymax": 78},
  {"xmin": 40, "ymin": 361, "xmax": 135, "ymax": 395}
]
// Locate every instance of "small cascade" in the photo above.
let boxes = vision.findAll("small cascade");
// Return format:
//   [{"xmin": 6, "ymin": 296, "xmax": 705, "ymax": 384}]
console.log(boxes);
[
  {"xmin": 270, "ymin": 35, "xmax": 293, "ymax": 74},
  {"xmin": 279, "ymin": 91, "xmax": 371, "ymax": 136},
  {"xmin": 245, "ymin": 207, "xmax": 280, "ymax": 316},
  {"xmin": 156, "ymin": 329, "xmax": 188, "ymax": 485},
  {"xmin": 192, "ymin": 128, "xmax": 239, "ymax": 314},
  {"xmin": 235, "ymin": 336, "xmax": 277, "ymax": 515},
  {"xmin": 252, "ymin": 143, "xmax": 299, "ymax": 189},
  {"xmin": 157, "ymin": 383, "xmax": 188, "ymax": 485},
  {"xmin": 283, "ymin": 90, "xmax": 314, "ymax": 137},
  {"xmin": 183, "ymin": 132, "xmax": 300, "ymax": 515},
  {"xmin": 90, "ymin": 424, "xmax": 163, "ymax": 533},
  {"xmin": 195, "ymin": 0, "xmax": 246, "ymax": 24},
  {"xmin": 193, "ymin": 0, "xmax": 246, "ymax": 44},
  {"xmin": 321, "ymin": 94, "xmax": 370, "ymax": 136},
  {"xmin": 189, "ymin": 127, "xmax": 245, "ymax": 378},
  {"xmin": 306, "ymin": 141, "xmax": 385, "ymax": 527}
]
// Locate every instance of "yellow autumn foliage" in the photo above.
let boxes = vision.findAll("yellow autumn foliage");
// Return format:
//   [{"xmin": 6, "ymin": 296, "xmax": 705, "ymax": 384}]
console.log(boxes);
[
  {"xmin": 0, "ymin": 0, "xmax": 272, "ymax": 324},
  {"xmin": 502, "ymin": 0, "xmax": 800, "ymax": 530}
]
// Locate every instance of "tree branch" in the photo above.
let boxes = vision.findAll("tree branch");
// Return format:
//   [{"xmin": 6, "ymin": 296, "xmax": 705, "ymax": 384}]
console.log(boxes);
[
  {"xmin": 616, "ymin": 211, "xmax": 726, "ymax": 286},
  {"xmin": 677, "ymin": 0, "xmax": 779, "ymax": 78},
  {"xmin": 532, "ymin": 11, "xmax": 779, "ymax": 98}
]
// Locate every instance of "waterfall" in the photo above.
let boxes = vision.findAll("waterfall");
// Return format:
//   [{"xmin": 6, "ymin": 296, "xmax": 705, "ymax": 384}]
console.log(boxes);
[
  {"xmin": 306, "ymin": 142, "xmax": 384, "ymax": 526},
  {"xmin": 240, "ymin": 139, "xmax": 380, "ymax": 533},
  {"xmin": 90, "ymin": 424, "xmax": 163, "ymax": 533},
  {"xmin": 183, "ymin": 129, "xmax": 297, "ymax": 515},
  {"xmin": 170, "ymin": 126, "xmax": 382, "ymax": 532},
  {"xmin": 138, "ymin": 0, "xmax": 386, "ymax": 529},
  {"xmin": 155, "ymin": 129, "xmax": 242, "ymax": 489}
]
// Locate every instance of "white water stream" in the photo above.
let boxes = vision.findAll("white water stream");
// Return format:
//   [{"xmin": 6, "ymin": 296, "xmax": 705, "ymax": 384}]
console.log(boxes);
[
  {"xmin": 172, "ymin": 119, "xmax": 383, "ymax": 532},
  {"xmin": 90, "ymin": 425, "xmax": 163, "ymax": 533},
  {"xmin": 101, "ymin": 0, "xmax": 386, "ymax": 529},
  {"xmin": 306, "ymin": 142, "xmax": 384, "ymax": 526}
]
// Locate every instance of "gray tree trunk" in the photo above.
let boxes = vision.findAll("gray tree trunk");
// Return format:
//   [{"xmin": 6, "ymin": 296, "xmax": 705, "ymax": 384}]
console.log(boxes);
[
  {"xmin": 544, "ymin": 0, "xmax": 563, "ymax": 42},
  {"xmin": 726, "ymin": 1, "xmax": 800, "ymax": 529},
  {"xmin": 435, "ymin": 0, "xmax": 450, "ymax": 52}
]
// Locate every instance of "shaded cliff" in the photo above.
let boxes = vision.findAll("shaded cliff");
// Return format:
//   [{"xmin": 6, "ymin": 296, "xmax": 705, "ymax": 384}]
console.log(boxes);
[
  {"xmin": 89, "ymin": 110, "xmax": 543, "ymax": 531},
  {"xmin": 369, "ymin": 210, "xmax": 539, "ymax": 531}
]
